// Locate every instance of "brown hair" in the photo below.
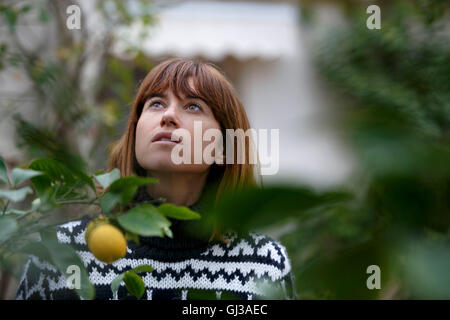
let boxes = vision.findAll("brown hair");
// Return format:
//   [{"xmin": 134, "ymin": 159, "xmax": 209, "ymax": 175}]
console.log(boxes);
[{"xmin": 108, "ymin": 57, "xmax": 260, "ymax": 243}]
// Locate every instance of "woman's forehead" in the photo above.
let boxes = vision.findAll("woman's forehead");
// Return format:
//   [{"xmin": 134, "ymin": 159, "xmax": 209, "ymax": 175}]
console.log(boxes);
[{"xmin": 147, "ymin": 77, "xmax": 202, "ymax": 100}]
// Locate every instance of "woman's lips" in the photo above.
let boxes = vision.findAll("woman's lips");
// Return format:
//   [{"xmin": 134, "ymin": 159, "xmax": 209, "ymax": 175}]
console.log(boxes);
[
  {"xmin": 152, "ymin": 140, "xmax": 179, "ymax": 145},
  {"xmin": 152, "ymin": 136, "xmax": 182, "ymax": 145},
  {"xmin": 151, "ymin": 132, "xmax": 182, "ymax": 144}
]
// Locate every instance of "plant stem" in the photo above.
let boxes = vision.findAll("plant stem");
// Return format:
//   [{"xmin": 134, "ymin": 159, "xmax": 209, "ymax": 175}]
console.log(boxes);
[
  {"xmin": 59, "ymin": 180, "xmax": 85, "ymax": 199},
  {"xmin": 56, "ymin": 198, "xmax": 99, "ymax": 206},
  {"xmin": 2, "ymin": 200, "xmax": 10, "ymax": 216}
]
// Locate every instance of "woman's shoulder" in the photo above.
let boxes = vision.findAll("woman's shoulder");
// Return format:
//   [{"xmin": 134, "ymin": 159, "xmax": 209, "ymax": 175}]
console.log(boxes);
[
  {"xmin": 205, "ymin": 230, "xmax": 297, "ymax": 299},
  {"xmin": 204, "ymin": 229, "xmax": 293, "ymax": 279}
]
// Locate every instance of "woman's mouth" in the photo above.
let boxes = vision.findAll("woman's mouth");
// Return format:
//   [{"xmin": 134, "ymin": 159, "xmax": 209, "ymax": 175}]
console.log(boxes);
[
  {"xmin": 151, "ymin": 132, "xmax": 182, "ymax": 145},
  {"xmin": 152, "ymin": 137, "xmax": 180, "ymax": 145}
]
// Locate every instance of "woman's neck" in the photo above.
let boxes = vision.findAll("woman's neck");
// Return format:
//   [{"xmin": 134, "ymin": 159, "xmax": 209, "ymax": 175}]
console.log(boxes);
[{"xmin": 145, "ymin": 170, "xmax": 210, "ymax": 207}]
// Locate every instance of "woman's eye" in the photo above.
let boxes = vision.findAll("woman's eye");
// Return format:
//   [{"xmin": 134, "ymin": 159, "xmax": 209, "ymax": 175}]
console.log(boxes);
[
  {"xmin": 187, "ymin": 104, "xmax": 201, "ymax": 112},
  {"xmin": 150, "ymin": 102, "xmax": 164, "ymax": 109}
]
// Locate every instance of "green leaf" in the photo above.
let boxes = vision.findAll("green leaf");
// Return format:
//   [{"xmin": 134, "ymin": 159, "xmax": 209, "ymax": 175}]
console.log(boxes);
[
  {"xmin": 29, "ymin": 174, "xmax": 52, "ymax": 198},
  {"xmin": 111, "ymin": 264, "xmax": 154, "ymax": 299},
  {"xmin": 29, "ymin": 175, "xmax": 56, "ymax": 212},
  {"xmin": 11, "ymin": 168, "xmax": 43, "ymax": 186},
  {"xmin": 63, "ymin": 164, "xmax": 96, "ymax": 193},
  {"xmin": 157, "ymin": 203, "xmax": 201, "ymax": 220},
  {"xmin": 400, "ymin": 238, "xmax": 450, "ymax": 299},
  {"xmin": 110, "ymin": 264, "xmax": 153, "ymax": 300},
  {"xmin": 0, "ymin": 216, "xmax": 18, "ymax": 243},
  {"xmin": 55, "ymin": 183, "xmax": 86, "ymax": 200},
  {"xmin": 213, "ymin": 186, "xmax": 352, "ymax": 233},
  {"xmin": 100, "ymin": 192, "xmax": 121, "ymax": 213},
  {"xmin": 41, "ymin": 240, "xmax": 95, "ymax": 300},
  {"xmin": 94, "ymin": 168, "xmax": 120, "ymax": 189},
  {"xmin": 0, "ymin": 157, "xmax": 9, "ymax": 185},
  {"xmin": 0, "ymin": 186, "xmax": 33, "ymax": 202},
  {"xmin": 117, "ymin": 204, "xmax": 170, "ymax": 237},
  {"xmin": 110, "ymin": 273, "xmax": 126, "ymax": 300},
  {"xmin": 162, "ymin": 226, "xmax": 173, "ymax": 238},
  {"xmin": 29, "ymin": 158, "xmax": 76, "ymax": 184},
  {"xmin": 40, "ymin": 227, "xmax": 58, "ymax": 242},
  {"xmin": 109, "ymin": 176, "xmax": 158, "ymax": 193},
  {"xmin": 97, "ymin": 176, "xmax": 159, "ymax": 213},
  {"xmin": 123, "ymin": 271, "xmax": 145, "ymax": 299},
  {"xmin": 109, "ymin": 176, "xmax": 158, "ymax": 205},
  {"xmin": 19, "ymin": 242, "xmax": 52, "ymax": 264},
  {"xmin": 29, "ymin": 158, "xmax": 95, "ymax": 192}
]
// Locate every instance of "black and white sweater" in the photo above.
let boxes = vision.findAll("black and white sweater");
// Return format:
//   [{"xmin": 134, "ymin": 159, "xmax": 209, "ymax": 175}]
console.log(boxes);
[{"xmin": 16, "ymin": 188, "xmax": 298, "ymax": 300}]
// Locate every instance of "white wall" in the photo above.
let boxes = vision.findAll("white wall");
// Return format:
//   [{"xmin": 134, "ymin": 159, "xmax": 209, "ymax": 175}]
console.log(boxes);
[{"xmin": 237, "ymin": 53, "xmax": 354, "ymax": 189}]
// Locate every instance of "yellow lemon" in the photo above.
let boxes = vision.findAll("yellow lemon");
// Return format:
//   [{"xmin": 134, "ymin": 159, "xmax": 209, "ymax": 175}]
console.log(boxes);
[
  {"xmin": 86, "ymin": 223, "xmax": 127, "ymax": 264},
  {"xmin": 85, "ymin": 215, "xmax": 109, "ymax": 243}
]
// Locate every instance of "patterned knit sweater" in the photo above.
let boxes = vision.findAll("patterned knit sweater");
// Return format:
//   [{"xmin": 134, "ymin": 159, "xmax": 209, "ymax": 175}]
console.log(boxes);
[{"xmin": 16, "ymin": 187, "xmax": 298, "ymax": 300}]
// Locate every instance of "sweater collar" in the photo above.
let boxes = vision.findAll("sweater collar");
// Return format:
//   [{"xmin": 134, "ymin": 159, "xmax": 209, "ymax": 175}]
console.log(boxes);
[{"xmin": 130, "ymin": 186, "xmax": 212, "ymax": 250}]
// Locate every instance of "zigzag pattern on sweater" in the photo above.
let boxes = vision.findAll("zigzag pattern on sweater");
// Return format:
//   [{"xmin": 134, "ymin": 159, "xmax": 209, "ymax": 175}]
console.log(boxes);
[
  {"xmin": 16, "ymin": 218, "xmax": 298, "ymax": 300},
  {"xmin": 56, "ymin": 219, "xmax": 289, "ymax": 269}
]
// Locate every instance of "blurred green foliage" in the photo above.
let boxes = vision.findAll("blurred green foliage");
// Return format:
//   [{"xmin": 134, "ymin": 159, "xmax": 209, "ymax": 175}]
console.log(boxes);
[{"xmin": 284, "ymin": 0, "xmax": 450, "ymax": 299}]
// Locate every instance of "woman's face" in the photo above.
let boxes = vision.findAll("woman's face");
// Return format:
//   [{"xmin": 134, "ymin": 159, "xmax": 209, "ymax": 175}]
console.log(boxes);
[{"xmin": 135, "ymin": 79, "xmax": 222, "ymax": 175}]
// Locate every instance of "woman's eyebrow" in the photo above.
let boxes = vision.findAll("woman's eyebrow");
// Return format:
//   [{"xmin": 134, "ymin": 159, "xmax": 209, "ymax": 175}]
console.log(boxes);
[
  {"xmin": 185, "ymin": 95, "xmax": 207, "ymax": 104},
  {"xmin": 148, "ymin": 93, "xmax": 207, "ymax": 106},
  {"xmin": 148, "ymin": 93, "xmax": 167, "ymax": 100}
]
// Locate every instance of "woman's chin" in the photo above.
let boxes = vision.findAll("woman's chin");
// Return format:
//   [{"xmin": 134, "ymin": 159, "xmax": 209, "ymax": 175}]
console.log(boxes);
[{"xmin": 143, "ymin": 160, "xmax": 211, "ymax": 174}]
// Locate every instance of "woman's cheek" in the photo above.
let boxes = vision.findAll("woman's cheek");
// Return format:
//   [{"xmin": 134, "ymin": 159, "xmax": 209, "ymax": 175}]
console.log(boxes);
[{"xmin": 135, "ymin": 121, "xmax": 152, "ymax": 162}]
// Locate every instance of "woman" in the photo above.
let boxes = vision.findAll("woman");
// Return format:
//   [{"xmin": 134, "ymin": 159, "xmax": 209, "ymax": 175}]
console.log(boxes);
[{"xmin": 16, "ymin": 58, "xmax": 298, "ymax": 300}]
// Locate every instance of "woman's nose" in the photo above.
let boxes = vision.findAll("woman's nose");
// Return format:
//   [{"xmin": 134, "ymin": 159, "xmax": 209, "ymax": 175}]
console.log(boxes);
[{"xmin": 160, "ymin": 104, "xmax": 179, "ymax": 128}]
